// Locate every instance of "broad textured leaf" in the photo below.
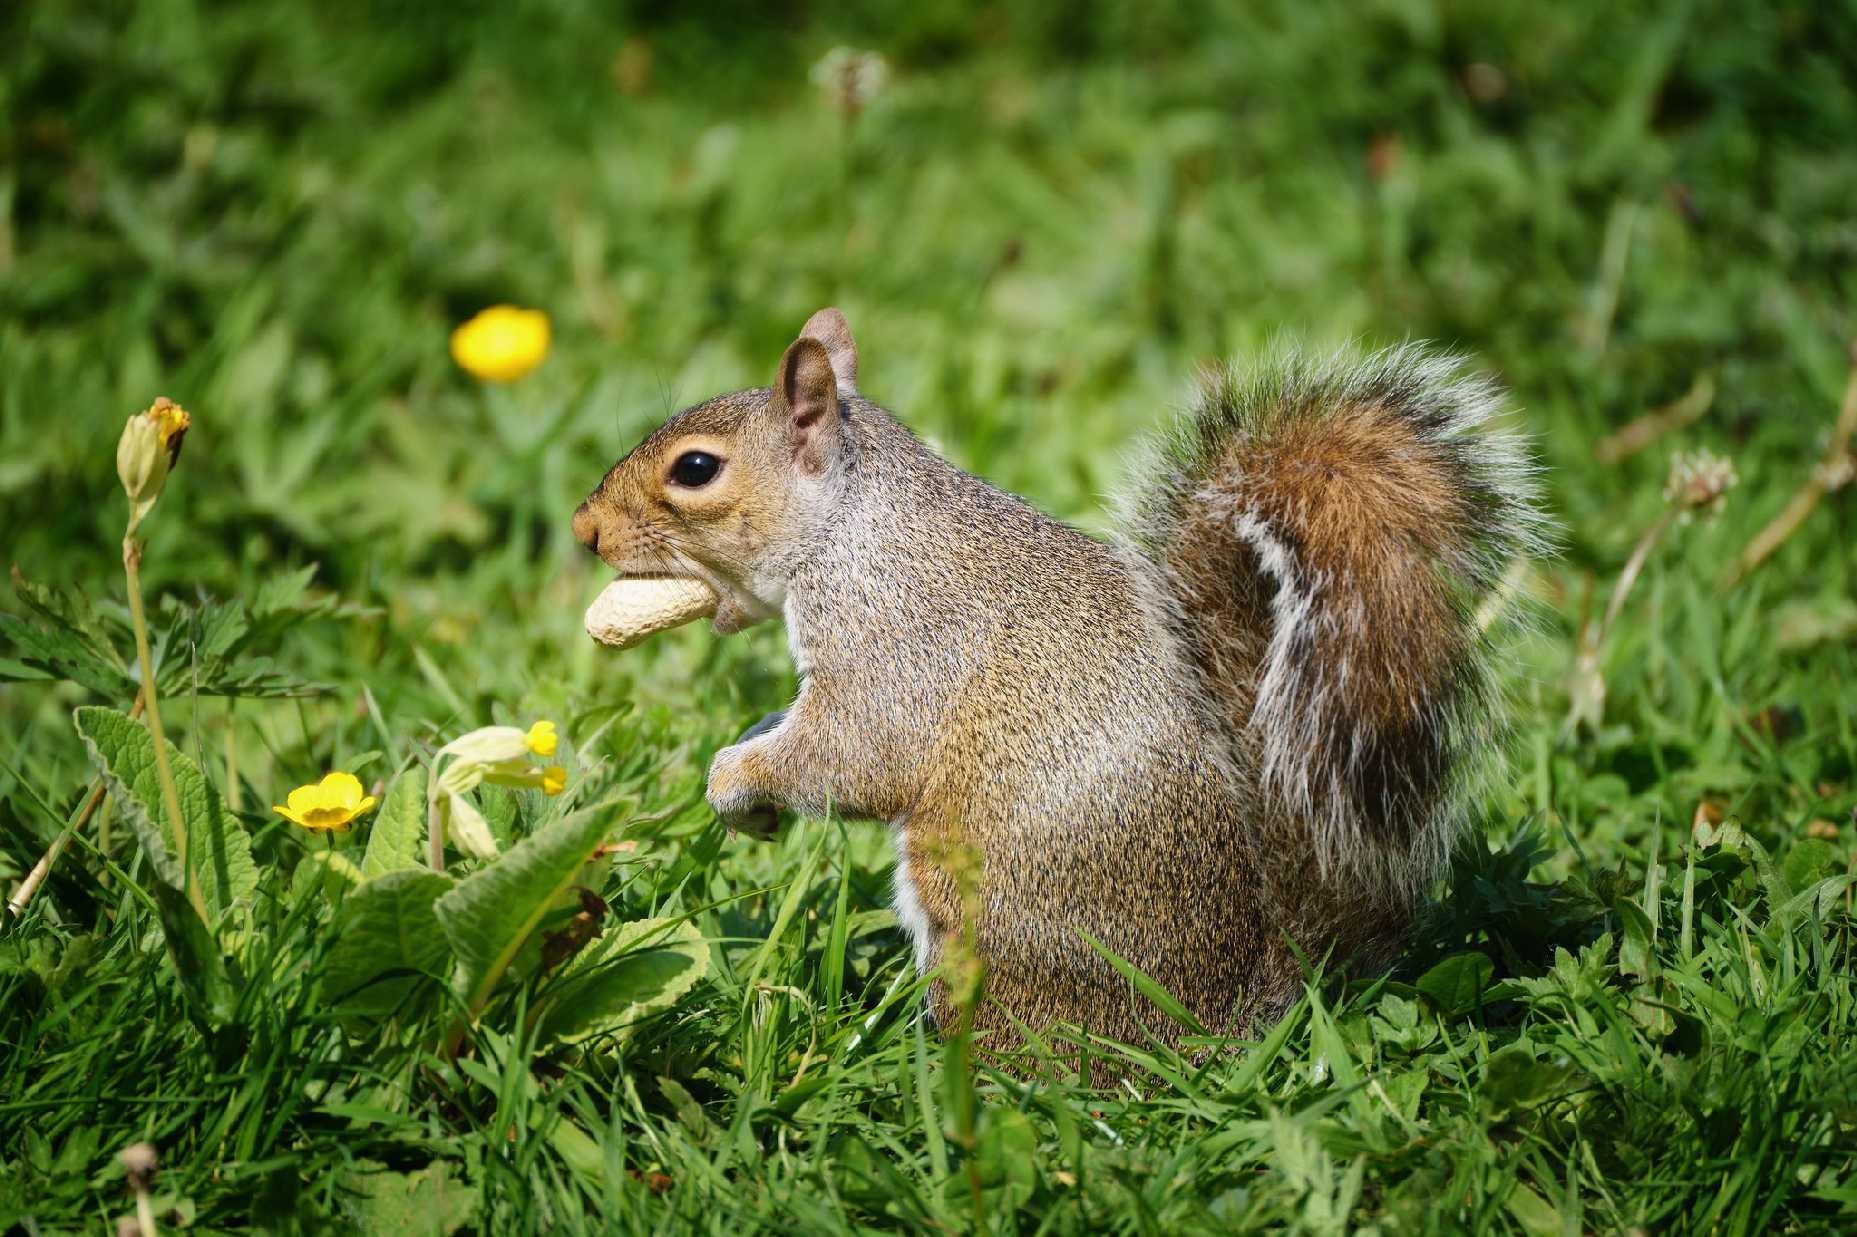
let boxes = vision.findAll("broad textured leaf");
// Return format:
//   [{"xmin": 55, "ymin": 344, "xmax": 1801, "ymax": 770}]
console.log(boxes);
[
  {"xmin": 361, "ymin": 766, "xmax": 427, "ymax": 879},
  {"xmin": 480, "ymin": 784, "xmax": 518, "ymax": 854},
  {"xmin": 74, "ymin": 705, "xmax": 257, "ymax": 924},
  {"xmin": 534, "ymin": 917, "xmax": 708, "ymax": 1046},
  {"xmin": 324, "ymin": 869, "xmax": 454, "ymax": 1022},
  {"xmin": 152, "ymin": 881, "xmax": 241, "ymax": 1030},
  {"xmin": 433, "ymin": 800, "xmax": 630, "ymax": 1020},
  {"xmin": 1414, "ymin": 952, "xmax": 1495, "ymax": 1016}
]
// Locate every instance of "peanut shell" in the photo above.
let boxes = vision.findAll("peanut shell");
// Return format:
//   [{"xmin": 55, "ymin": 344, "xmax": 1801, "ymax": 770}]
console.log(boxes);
[{"xmin": 585, "ymin": 576, "xmax": 718, "ymax": 650}]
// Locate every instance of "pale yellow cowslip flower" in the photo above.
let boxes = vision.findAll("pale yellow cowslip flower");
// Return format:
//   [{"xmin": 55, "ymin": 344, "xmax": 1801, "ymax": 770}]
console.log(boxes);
[
  {"xmin": 450, "ymin": 305, "xmax": 550, "ymax": 383},
  {"xmin": 274, "ymin": 772, "xmax": 377, "ymax": 832},
  {"xmin": 426, "ymin": 721, "xmax": 567, "ymax": 864}
]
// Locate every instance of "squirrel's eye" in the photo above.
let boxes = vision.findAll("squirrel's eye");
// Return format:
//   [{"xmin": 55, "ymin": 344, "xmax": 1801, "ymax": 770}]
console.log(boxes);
[{"xmin": 669, "ymin": 451, "xmax": 722, "ymax": 488}]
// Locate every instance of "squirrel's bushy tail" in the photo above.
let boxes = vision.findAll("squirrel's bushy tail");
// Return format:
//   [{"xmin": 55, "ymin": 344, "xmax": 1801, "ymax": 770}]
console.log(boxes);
[{"xmin": 1125, "ymin": 344, "xmax": 1549, "ymax": 901}]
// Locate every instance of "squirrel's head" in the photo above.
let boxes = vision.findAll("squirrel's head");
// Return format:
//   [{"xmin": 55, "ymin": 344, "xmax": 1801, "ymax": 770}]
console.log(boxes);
[{"xmin": 572, "ymin": 308, "xmax": 860, "ymax": 634}]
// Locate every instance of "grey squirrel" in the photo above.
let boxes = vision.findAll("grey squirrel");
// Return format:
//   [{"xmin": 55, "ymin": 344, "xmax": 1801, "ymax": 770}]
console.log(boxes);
[{"xmin": 572, "ymin": 309, "xmax": 1547, "ymax": 1047}]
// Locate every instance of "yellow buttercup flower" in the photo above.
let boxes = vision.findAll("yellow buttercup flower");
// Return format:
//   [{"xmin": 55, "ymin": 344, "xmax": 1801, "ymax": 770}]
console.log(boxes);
[
  {"xmin": 274, "ymin": 772, "xmax": 377, "ymax": 832},
  {"xmin": 450, "ymin": 305, "xmax": 551, "ymax": 383},
  {"xmin": 525, "ymin": 720, "xmax": 558, "ymax": 758}
]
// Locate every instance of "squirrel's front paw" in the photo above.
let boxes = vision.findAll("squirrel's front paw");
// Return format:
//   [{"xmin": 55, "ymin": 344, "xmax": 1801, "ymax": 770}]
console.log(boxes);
[{"xmin": 706, "ymin": 743, "xmax": 781, "ymax": 838}]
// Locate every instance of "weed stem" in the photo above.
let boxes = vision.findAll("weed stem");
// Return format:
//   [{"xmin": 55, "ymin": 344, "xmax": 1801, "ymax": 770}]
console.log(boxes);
[
  {"xmin": 1724, "ymin": 339, "xmax": 1857, "ymax": 588},
  {"xmin": 6, "ymin": 691, "xmax": 143, "ymax": 917}
]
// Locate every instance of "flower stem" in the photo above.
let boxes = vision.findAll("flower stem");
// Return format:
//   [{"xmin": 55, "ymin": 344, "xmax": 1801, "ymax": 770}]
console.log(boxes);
[
  {"xmin": 428, "ymin": 778, "xmax": 446, "ymax": 872},
  {"xmin": 222, "ymin": 700, "xmax": 240, "ymax": 813},
  {"xmin": 124, "ymin": 536, "xmax": 208, "ymax": 924},
  {"xmin": 1600, "ymin": 505, "xmax": 1679, "ymax": 645}
]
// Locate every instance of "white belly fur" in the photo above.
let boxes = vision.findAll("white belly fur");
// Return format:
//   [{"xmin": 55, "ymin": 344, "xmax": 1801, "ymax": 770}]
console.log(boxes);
[{"xmin": 890, "ymin": 829, "xmax": 936, "ymax": 975}]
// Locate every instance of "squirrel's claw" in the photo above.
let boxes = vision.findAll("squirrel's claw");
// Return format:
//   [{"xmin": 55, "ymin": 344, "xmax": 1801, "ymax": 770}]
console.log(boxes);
[{"xmin": 707, "ymin": 735, "xmax": 785, "ymax": 839}]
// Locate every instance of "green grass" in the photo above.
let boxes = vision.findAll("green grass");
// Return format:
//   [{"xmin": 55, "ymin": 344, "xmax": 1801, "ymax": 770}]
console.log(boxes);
[{"xmin": 4, "ymin": 0, "xmax": 1857, "ymax": 1231}]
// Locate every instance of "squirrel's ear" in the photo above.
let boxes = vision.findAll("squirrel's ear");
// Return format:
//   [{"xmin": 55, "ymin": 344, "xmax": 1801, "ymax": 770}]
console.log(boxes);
[
  {"xmin": 774, "ymin": 336, "xmax": 841, "ymax": 474},
  {"xmin": 798, "ymin": 307, "xmax": 858, "ymax": 394}
]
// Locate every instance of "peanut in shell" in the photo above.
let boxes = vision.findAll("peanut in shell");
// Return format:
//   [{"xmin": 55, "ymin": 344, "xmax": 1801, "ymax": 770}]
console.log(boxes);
[{"xmin": 585, "ymin": 576, "xmax": 717, "ymax": 650}]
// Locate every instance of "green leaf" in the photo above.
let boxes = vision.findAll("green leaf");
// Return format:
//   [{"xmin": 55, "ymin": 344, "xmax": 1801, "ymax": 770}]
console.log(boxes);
[
  {"xmin": 1414, "ymin": 952, "xmax": 1495, "ymax": 1017},
  {"xmin": 821, "ymin": 826, "xmax": 853, "ymax": 1009},
  {"xmin": 151, "ymin": 599, "xmax": 325, "ymax": 699},
  {"xmin": 74, "ymin": 705, "xmax": 257, "ymax": 925},
  {"xmin": 1481, "ymin": 1042, "xmax": 1583, "ymax": 1116},
  {"xmin": 1077, "ymin": 928, "xmax": 1210, "ymax": 1036},
  {"xmin": 361, "ymin": 766, "xmax": 427, "ymax": 879},
  {"xmin": 152, "ymin": 881, "xmax": 241, "ymax": 1030},
  {"xmin": 1504, "ymin": 1182, "xmax": 1565, "ymax": 1237},
  {"xmin": 1771, "ymin": 874, "xmax": 1855, "ymax": 929},
  {"xmin": 479, "ymin": 784, "xmax": 518, "ymax": 854},
  {"xmin": 1780, "ymin": 837, "xmax": 1839, "ymax": 893},
  {"xmin": 252, "ymin": 563, "xmax": 319, "ymax": 615},
  {"xmin": 534, "ymin": 917, "xmax": 709, "ymax": 1046},
  {"xmin": 341, "ymin": 1160, "xmax": 474, "ymax": 1235},
  {"xmin": 1305, "ymin": 984, "xmax": 1362, "ymax": 1092},
  {"xmin": 970, "ymin": 1107, "xmax": 1038, "ymax": 1209},
  {"xmin": 1614, "ymin": 898, "xmax": 1656, "ymax": 981},
  {"xmin": 0, "ymin": 613, "xmax": 130, "ymax": 695},
  {"xmin": 292, "ymin": 849, "xmax": 365, "ymax": 903},
  {"xmin": 433, "ymin": 799, "xmax": 630, "ymax": 1025},
  {"xmin": 10, "ymin": 568, "xmax": 123, "ymax": 662},
  {"xmin": 324, "ymin": 869, "xmax": 455, "ymax": 1023}
]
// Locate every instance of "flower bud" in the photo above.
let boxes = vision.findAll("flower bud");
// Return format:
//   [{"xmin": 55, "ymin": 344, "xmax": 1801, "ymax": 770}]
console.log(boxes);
[
  {"xmin": 116, "ymin": 397, "xmax": 191, "ymax": 533},
  {"xmin": 436, "ymin": 786, "xmax": 501, "ymax": 861}
]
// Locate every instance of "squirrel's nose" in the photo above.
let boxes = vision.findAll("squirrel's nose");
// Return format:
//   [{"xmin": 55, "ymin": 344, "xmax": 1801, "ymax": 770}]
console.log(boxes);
[{"xmin": 571, "ymin": 504, "xmax": 602, "ymax": 556}]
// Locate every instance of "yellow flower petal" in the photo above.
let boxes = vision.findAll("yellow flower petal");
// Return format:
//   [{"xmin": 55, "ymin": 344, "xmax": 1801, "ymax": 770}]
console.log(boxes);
[
  {"xmin": 450, "ymin": 305, "xmax": 550, "ymax": 384},
  {"xmin": 285, "ymin": 784, "xmax": 326, "ymax": 817},
  {"xmin": 525, "ymin": 720, "xmax": 558, "ymax": 758},
  {"xmin": 542, "ymin": 766, "xmax": 566, "ymax": 796},
  {"xmin": 318, "ymin": 771, "xmax": 366, "ymax": 810}
]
